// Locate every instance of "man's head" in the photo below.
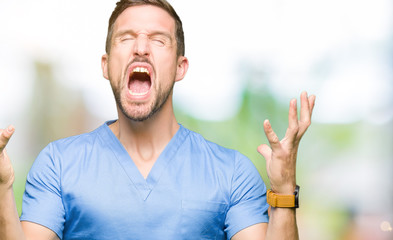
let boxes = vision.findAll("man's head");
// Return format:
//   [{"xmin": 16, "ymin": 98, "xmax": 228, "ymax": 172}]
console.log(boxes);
[
  {"xmin": 101, "ymin": 1, "xmax": 189, "ymax": 122},
  {"xmin": 106, "ymin": 0, "xmax": 185, "ymax": 57}
]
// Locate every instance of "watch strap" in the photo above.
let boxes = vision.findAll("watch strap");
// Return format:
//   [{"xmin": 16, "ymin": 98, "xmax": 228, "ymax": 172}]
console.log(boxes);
[{"xmin": 266, "ymin": 185, "xmax": 299, "ymax": 208}]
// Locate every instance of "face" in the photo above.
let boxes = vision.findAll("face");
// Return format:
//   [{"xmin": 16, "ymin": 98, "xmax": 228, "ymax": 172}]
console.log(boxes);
[{"xmin": 102, "ymin": 5, "xmax": 188, "ymax": 122}]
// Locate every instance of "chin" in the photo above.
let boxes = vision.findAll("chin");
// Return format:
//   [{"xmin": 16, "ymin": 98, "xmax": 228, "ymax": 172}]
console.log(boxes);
[{"xmin": 120, "ymin": 104, "xmax": 155, "ymax": 122}]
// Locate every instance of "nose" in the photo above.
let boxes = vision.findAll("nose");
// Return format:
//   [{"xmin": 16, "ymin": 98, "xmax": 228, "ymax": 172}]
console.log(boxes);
[{"xmin": 133, "ymin": 34, "xmax": 150, "ymax": 57}]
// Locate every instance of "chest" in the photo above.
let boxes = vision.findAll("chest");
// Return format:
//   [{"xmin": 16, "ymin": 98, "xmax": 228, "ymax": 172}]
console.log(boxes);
[{"xmin": 60, "ymin": 152, "xmax": 231, "ymax": 240}]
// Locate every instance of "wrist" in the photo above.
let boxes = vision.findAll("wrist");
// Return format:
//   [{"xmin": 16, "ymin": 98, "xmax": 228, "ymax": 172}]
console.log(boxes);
[
  {"xmin": 271, "ymin": 183, "xmax": 297, "ymax": 195},
  {"xmin": 0, "ymin": 182, "xmax": 13, "ymax": 193},
  {"xmin": 267, "ymin": 185, "xmax": 299, "ymax": 208},
  {"xmin": 0, "ymin": 177, "xmax": 14, "ymax": 192}
]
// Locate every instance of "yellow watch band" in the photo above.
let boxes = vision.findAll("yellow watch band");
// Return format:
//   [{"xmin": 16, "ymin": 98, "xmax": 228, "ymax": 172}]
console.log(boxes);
[{"xmin": 266, "ymin": 185, "xmax": 299, "ymax": 208}]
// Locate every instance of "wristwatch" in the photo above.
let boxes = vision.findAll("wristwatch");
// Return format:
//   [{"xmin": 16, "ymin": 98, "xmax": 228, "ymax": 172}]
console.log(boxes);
[{"xmin": 266, "ymin": 185, "xmax": 299, "ymax": 208}]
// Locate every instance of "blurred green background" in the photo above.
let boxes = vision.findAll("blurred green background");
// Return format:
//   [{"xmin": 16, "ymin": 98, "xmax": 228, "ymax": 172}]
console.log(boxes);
[{"xmin": 2, "ymin": 0, "xmax": 393, "ymax": 239}]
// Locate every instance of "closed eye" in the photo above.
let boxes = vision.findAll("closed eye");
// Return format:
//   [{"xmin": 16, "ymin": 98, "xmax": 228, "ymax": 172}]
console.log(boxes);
[
  {"xmin": 121, "ymin": 36, "xmax": 135, "ymax": 42},
  {"xmin": 151, "ymin": 37, "xmax": 165, "ymax": 47}
]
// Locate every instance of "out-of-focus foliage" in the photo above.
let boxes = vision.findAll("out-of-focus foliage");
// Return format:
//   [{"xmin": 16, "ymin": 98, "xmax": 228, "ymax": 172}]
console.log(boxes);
[{"xmin": 11, "ymin": 60, "xmax": 393, "ymax": 240}]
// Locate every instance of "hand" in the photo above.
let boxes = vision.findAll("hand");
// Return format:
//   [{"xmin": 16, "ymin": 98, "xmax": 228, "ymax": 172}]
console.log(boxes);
[
  {"xmin": 257, "ymin": 92, "xmax": 315, "ymax": 195},
  {"xmin": 0, "ymin": 125, "xmax": 15, "ymax": 188}
]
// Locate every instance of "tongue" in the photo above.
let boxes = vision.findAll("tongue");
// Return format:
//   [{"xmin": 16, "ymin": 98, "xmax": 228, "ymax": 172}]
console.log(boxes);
[{"xmin": 129, "ymin": 79, "xmax": 150, "ymax": 93}]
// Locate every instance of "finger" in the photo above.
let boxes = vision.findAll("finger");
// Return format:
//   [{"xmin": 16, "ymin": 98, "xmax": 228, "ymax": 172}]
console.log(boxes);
[
  {"xmin": 263, "ymin": 119, "xmax": 281, "ymax": 150},
  {"xmin": 286, "ymin": 98, "xmax": 299, "ymax": 143},
  {"xmin": 0, "ymin": 125, "xmax": 15, "ymax": 152},
  {"xmin": 257, "ymin": 144, "xmax": 272, "ymax": 161},
  {"xmin": 299, "ymin": 91, "xmax": 311, "ymax": 124},
  {"xmin": 308, "ymin": 94, "xmax": 316, "ymax": 118}
]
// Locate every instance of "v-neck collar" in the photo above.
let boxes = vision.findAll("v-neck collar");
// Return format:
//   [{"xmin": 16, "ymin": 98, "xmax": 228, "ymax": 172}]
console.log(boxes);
[{"xmin": 99, "ymin": 120, "xmax": 189, "ymax": 201}]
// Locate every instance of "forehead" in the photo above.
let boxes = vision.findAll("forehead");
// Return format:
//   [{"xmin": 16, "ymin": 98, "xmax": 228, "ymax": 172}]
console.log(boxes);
[{"xmin": 114, "ymin": 5, "xmax": 176, "ymax": 35}]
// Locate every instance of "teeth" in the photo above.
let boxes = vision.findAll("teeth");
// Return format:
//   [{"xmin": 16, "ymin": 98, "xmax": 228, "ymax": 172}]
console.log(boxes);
[
  {"xmin": 129, "ymin": 89, "xmax": 149, "ymax": 96},
  {"xmin": 132, "ymin": 67, "xmax": 150, "ymax": 75}
]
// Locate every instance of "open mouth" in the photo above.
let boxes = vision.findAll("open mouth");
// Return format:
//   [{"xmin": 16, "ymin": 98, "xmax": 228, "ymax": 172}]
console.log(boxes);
[{"xmin": 128, "ymin": 67, "xmax": 152, "ymax": 96}]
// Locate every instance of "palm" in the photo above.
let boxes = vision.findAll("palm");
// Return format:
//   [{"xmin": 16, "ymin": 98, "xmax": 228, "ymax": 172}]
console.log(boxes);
[
  {"xmin": 257, "ymin": 92, "xmax": 315, "ymax": 194},
  {"xmin": 0, "ymin": 127, "xmax": 15, "ymax": 187}
]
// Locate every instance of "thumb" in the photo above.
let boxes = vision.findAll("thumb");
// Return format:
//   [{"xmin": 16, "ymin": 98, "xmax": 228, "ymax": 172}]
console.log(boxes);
[
  {"xmin": 0, "ymin": 125, "xmax": 15, "ymax": 153},
  {"xmin": 257, "ymin": 144, "xmax": 272, "ymax": 161}
]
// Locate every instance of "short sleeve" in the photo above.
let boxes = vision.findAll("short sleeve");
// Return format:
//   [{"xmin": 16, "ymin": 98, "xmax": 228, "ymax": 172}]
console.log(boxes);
[
  {"xmin": 224, "ymin": 152, "xmax": 269, "ymax": 239},
  {"xmin": 20, "ymin": 143, "xmax": 65, "ymax": 239}
]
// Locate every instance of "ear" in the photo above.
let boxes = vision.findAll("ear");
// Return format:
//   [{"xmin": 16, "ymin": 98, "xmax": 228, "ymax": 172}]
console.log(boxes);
[
  {"xmin": 175, "ymin": 56, "xmax": 189, "ymax": 82},
  {"xmin": 101, "ymin": 54, "xmax": 109, "ymax": 80}
]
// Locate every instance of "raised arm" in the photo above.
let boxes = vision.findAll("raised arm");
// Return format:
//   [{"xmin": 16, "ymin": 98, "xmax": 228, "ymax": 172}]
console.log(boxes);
[
  {"xmin": 261, "ymin": 91, "xmax": 315, "ymax": 239},
  {"xmin": 0, "ymin": 126, "xmax": 59, "ymax": 240},
  {"xmin": 232, "ymin": 91, "xmax": 316, "ymax": 240},
  {"xmin": 0, "ymin": 125, "xmax": 25, "ymax": 239}
]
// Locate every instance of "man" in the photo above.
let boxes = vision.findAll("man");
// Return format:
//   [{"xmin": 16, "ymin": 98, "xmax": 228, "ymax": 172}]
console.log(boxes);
[{"xmin": 0, "ymin": 0, "xmax": 315, "ymax": 239}]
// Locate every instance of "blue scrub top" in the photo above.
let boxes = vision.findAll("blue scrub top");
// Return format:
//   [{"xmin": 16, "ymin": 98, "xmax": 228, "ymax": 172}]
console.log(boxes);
[{"xmin": 21, "ymin": 121, "xmax": 268, "ymax": 240}]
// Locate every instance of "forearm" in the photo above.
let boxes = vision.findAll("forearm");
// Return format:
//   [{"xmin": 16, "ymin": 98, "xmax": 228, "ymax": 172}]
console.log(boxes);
[
  {"xmin": 258, "ymin": 93, "xmax": 315, "ymax": 240},
  {"xmin": 265, "ymin": 207, "xmax": 298, "ymax": 240},
  {"xmin": 0, "ymin": 186, "xmax": 26, "ymax": 240}
]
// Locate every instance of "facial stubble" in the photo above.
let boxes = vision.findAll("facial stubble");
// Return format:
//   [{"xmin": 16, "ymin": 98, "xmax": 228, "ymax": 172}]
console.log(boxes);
[{"xmin": 110, "ymin": 68, "xmax": 175, "ymax": 122}]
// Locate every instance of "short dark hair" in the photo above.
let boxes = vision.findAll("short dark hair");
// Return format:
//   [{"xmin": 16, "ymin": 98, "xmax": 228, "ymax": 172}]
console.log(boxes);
[{"xmin": 105, "ymin": 0, "xmax": 185, "ymax": 56}]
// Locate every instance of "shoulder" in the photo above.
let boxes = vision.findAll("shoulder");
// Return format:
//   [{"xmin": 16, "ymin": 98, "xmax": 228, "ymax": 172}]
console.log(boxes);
[
  {"xmin": 182, "ymin": 126, "xmax": 256, "ymax": 171},
  {"xmin": 32, "ymin": 122, "xmax": 110, "ymax": 168},
  {"xmin": 48, "ymin": 122, "xmax": 109, "ymax": 155},
  {"xmin": 184, "ymin": 127, "xmax": 238, "ymax": 157}
]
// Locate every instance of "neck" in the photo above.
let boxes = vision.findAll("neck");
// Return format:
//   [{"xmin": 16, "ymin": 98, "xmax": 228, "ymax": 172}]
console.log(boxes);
[{"xmin": 108, "ymin": 99, "xmax": 179, "ymax": 178}]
